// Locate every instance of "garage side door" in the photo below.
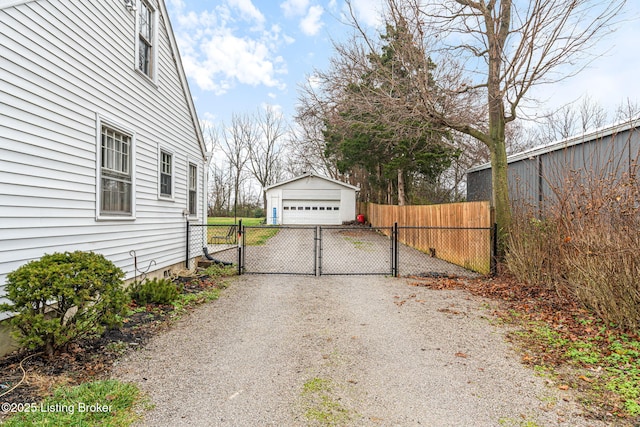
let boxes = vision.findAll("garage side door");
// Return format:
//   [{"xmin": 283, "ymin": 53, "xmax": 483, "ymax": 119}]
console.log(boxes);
[{"xmin": 282, "ymin": 200, "xmax": 341, "ymax": 225}]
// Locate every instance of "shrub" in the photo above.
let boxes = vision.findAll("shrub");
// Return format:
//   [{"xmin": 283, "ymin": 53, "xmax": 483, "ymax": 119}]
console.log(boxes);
[
  {"xmin": 505, "ymin": 216, "xmax": 563, "ymax": 291},
  {"xmin": 129, "ymin": 278, "xmax": 182, "ymax": 306},
  {"xmin": 0, "ymin": 251, "xmax": 129, "ymax": 357},
  {"xmin": 506, "ymin": 159, "xmax": 640, "ymax": 330}
]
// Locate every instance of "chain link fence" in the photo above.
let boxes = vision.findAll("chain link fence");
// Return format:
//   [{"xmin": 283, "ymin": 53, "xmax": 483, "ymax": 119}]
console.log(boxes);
[
  {"xmin": 187, "ymin": 224, "xmax": 239, "ymax": 269},
  {"xmin": 396, "ymin": 226, "xmax": 493, "ymax": 276},
  {"xmin": 187, "ymin": 223, "xmax": 494, "ymax": 276},
  {"xmin": 242, "ymin": 226, "xmax": 317, "ymax": 275},
  {"xmin": 319, "ymin": 226, "xmax": 393, "ymax": 275}
]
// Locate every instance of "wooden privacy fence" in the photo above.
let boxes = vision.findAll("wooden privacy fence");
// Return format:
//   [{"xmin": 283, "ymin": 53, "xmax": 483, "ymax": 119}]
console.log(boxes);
[{"xmin": 359, "ymin": 201, "xmax": 494, "ymax": 274}]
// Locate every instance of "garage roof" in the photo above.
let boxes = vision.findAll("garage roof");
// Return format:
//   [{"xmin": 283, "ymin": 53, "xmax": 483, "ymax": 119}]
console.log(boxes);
[{"xmin": 265, "ymin": 172, "xmax": 360, "ymax": 191}]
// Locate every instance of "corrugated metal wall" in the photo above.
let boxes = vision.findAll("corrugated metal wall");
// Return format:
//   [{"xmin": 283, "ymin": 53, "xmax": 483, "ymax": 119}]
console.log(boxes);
[{"xmin": 466, "ymin": 125, "xmax": 640, "ymax": 213}]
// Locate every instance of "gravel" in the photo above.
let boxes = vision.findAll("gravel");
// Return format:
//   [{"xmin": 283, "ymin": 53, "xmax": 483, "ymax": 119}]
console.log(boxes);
[{"xmin": 113, "ymin": 275, "xmax": 604, "ymax": 427}]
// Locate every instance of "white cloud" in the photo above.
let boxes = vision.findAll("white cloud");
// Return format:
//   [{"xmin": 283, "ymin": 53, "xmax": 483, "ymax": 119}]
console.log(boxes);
[
  {"xmin": 280, "ymin": 0, "xmax": 309, "ymax": 17},
  {"xmin": 167, "ymin": 2, "xmax": 288, "ymax": 95},
  {"xmin": 348, "ymin": 0, "xmax": 383, "ymax": 27},
  {"xmin": 185, "ymin": 32, "xmax": 285, "ymax": 94},
  {"xmin": 300, "ymin": 5, "xmax": 323, "ymax": 36},
  {"xmin": 226, "ymin": 0, "xmax": 265, "ymax": 24},
  {"xmin": 261, "ymin": 103, "xmax": 284, "ymax": 116},
  {"xmin": 307, "ymin": 73, "xmax": 322, "ymax": 90}
]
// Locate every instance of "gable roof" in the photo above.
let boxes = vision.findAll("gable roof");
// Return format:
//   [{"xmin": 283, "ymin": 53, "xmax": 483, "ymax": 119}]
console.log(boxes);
[
  {"xmin": 265, "ymin": 172, "xmax": 360, "ymax": 191},
  {"xmin": 158, "ymin": 0, "xmax": 207, "ymax": 162},
  {"xmin": 0, "ymin": 0, "xmax": 207, "ymax": 161}
]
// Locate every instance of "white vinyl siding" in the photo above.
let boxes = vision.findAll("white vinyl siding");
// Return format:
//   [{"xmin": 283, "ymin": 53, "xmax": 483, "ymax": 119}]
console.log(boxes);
[{"xmin": 0, "ymin": 0, "xmax": 206, "ymax": 297}]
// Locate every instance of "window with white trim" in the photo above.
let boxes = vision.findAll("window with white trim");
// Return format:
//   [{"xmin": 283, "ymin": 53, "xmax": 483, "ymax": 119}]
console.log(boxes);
[
  {"xmin": 159, "ymin": 150, "xmax": 173, "ymax": 198},
  {"xmin": 137, "ymin": 0, "xmax": 155, "ymax": 78},
  {"xmin": 188, "ymin": 163, "xmax": 197, "ymax": 216},
  {"xmin": 100, "ymin": 126, "xmax": 133, "ymax": 215}
]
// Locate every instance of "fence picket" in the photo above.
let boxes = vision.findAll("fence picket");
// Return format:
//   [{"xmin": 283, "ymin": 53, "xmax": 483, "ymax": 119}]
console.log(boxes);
[{"xmin": 358, "ymin": 201, "xmax": 492, "ymax": 274}]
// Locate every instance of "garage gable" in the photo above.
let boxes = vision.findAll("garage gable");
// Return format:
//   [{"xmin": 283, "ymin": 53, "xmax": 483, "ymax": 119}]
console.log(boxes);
[{"xmin": 265, "ymin": 173, "xmax": 358, "ymax": 225}]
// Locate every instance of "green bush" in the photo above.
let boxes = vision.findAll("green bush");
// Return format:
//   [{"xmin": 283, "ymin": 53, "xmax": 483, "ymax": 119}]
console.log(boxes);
[
  {"xmin": 0, "ymin": 251, "xmax": 129, "ymax": 357},
  {"xmin": 129, "ymin": 277, "xmax": 182, "ymax": 306}
]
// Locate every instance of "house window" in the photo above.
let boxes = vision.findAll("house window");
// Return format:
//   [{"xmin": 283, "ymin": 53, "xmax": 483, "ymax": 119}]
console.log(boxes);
[
  {"xmin": 137, "ymin": 0, "xmax": 154, "ymax": 77},
  {"xmin": 188, "ymin": 163, "xmax": 197, "ymax": 216},
  {"xmin": 159, "ymin": 150, "xmax": 172, "ymax": 197},
  {"xmin": 100, "ymin": 126, "xmax": 132, "ymax": 215}
]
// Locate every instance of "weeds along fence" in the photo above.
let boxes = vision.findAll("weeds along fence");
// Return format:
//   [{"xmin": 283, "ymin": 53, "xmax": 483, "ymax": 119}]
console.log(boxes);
[
  {"xmin": 359, "ymin": 201, "xmax": 494, "ymax": 274},
  {"xmin": 505, "ymin": 136, "xmax": 640, "ymax": 330}
]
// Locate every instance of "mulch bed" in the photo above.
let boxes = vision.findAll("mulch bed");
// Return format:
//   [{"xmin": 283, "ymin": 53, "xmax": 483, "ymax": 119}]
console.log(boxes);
[{"xmin": 0, "ymin": 275, "xmax": 225, "ymax": 417}]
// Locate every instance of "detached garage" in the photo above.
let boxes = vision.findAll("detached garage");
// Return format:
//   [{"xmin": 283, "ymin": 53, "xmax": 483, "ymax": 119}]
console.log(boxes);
[{"xmin": 265, "ymin": 173, "xmax": 359, "ymax": 225}]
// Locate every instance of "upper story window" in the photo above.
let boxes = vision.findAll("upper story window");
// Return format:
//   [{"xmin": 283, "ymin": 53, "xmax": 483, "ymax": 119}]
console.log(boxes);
[
  {"xmin": 100, "ymin": 126, "xmax": 133, "ymax": 216},
  {"xmin": 137, "ymin": 0, "xmax": 155, "ymax": 78},
  {"xmin": 188, "ymin": 163, "xmax": 197, "ymax": 217},
  {"xmin": 159, "ymin": 150, "xmax": 173, "ymax": 198}
]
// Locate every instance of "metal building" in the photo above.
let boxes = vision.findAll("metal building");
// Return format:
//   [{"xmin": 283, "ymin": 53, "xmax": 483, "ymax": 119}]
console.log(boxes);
[{"xmin": 466, "ymin": 119, "xmax": 640, "ymax": 211}]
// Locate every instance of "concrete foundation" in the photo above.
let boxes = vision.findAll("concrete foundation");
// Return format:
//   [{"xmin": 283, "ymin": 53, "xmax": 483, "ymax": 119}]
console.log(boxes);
[{"xmin": 0, "ymin": 320, "xmax": 19, "ymax": 357}]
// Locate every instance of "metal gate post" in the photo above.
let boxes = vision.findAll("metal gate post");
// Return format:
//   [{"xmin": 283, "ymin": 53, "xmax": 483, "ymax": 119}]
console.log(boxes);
[
  {"xmin": 238, "ymin": 219, "xmax": 243, "ymax": 275},
  {"xmin": 490, "ymin": 222, "xmax": 498, "ymax": 276},
  {"xmin": 392, "ymin": 222, "xmax": 399, "ymax": 277},
  {"xmin": 185, "ymin": 220, "xmax": 190, "ymax": 270},
  {"xmin": 315, "ymin": 226, "xmax": 321, "ymax": 277}
]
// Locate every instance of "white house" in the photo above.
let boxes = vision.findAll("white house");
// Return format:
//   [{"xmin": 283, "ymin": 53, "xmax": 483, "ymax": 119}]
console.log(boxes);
[
  {"xmin": 265, "ymin": 173, "xmax": 359, "ymax": 225},
  {"xmin": 0, "ymin": 0, "xmax": 208, "ymax": 302}
]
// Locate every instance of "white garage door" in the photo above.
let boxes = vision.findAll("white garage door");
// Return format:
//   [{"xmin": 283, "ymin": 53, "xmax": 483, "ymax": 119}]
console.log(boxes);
[{"xmin": 282, "ymin": 200, "xmax": 341, "ymax": 225}]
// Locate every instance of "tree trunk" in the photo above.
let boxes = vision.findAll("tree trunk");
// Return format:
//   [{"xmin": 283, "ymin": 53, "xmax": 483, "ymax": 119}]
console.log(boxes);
[
  {"xmin": 397, "ymin": 169, "xmax": 406, "ymax": 206},
  {"xmin": 490, "ymin": 140, "xmax": 511, "ymax": 249},
  {"xmin": 487, "ymin": 100, "xmax": 512, "ymax": 253},
  {"xmin": 263, "ymin": 191, "xmax": 267, "ymax": 215},
  {"xmin": 486, "ymin": 0, "xmax": 512, "ymax": 254}
]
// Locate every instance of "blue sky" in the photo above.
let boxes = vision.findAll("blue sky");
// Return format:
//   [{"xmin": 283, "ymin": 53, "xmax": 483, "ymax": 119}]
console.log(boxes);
[
  {"xmin": 165, "ymin": 0, "xmax": 640, "ymax": 131},
  {"xmin": 166, "ymin": 0, "xmax": 374, "ymax": 127}
]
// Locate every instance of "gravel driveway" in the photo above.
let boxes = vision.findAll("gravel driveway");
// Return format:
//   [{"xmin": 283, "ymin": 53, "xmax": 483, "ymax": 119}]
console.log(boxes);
[{"xmin": 113, "ymin": 275, "xmax": 601, "ymax": 427}]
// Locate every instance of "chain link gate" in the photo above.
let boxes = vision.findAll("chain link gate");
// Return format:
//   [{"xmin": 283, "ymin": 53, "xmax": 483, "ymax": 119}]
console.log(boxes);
[
  {"xmin": 239, "ymin": 225, "xmax": 394, "ymax": 276},
  {"xmin": 189, "ymin": 222, "xmax": 494, "ymax": 277}
]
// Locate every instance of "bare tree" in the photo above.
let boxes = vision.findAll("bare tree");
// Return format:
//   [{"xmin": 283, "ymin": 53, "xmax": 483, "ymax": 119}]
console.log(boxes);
[
  {"xmin": 339, "ymin": 0, "xmax": 626, "ymax": 246},
  {"xmin": 201, "ymin": 122, "xmax": 225, "ymax": 216},
  {"xmin": 615, "ymin": 98, "xmax": 640, "ymax": 122},
  {"xmin": 208, "ymin": 162, "xmax": 233, "ymax": 216},
  {"xmin": 529, "ymin": 96, "xmax": 610, "ymax": 145},
  {"xmin": 221, "ymin": 113, "xmax": 254, "ymax": 221},
  {"xmin": 292, "ymin": 77, "xmax": 346, "ymax": 179},
  {"xmin": 248, "ymin": 105, "xmax": 287, "ymax": 210}
]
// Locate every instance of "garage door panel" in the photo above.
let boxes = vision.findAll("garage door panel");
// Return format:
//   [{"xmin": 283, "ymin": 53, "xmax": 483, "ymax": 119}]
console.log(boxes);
[{"xmin": 283, "ymin": 200, "xmax": 341, "ymax": 225}]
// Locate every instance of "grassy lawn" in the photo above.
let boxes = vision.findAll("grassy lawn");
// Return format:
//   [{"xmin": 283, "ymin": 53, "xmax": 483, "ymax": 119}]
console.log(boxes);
[
  {"xmin": 207, "ymin": 217, "xmax": 277, "ymax": 245},
  {"xmin": 207, "ymin": 217, "xmax": 264, "ymax": 226},
  {"xmin": 2, "ymin": 380, "xmax": 146, "ymax": 427}
]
